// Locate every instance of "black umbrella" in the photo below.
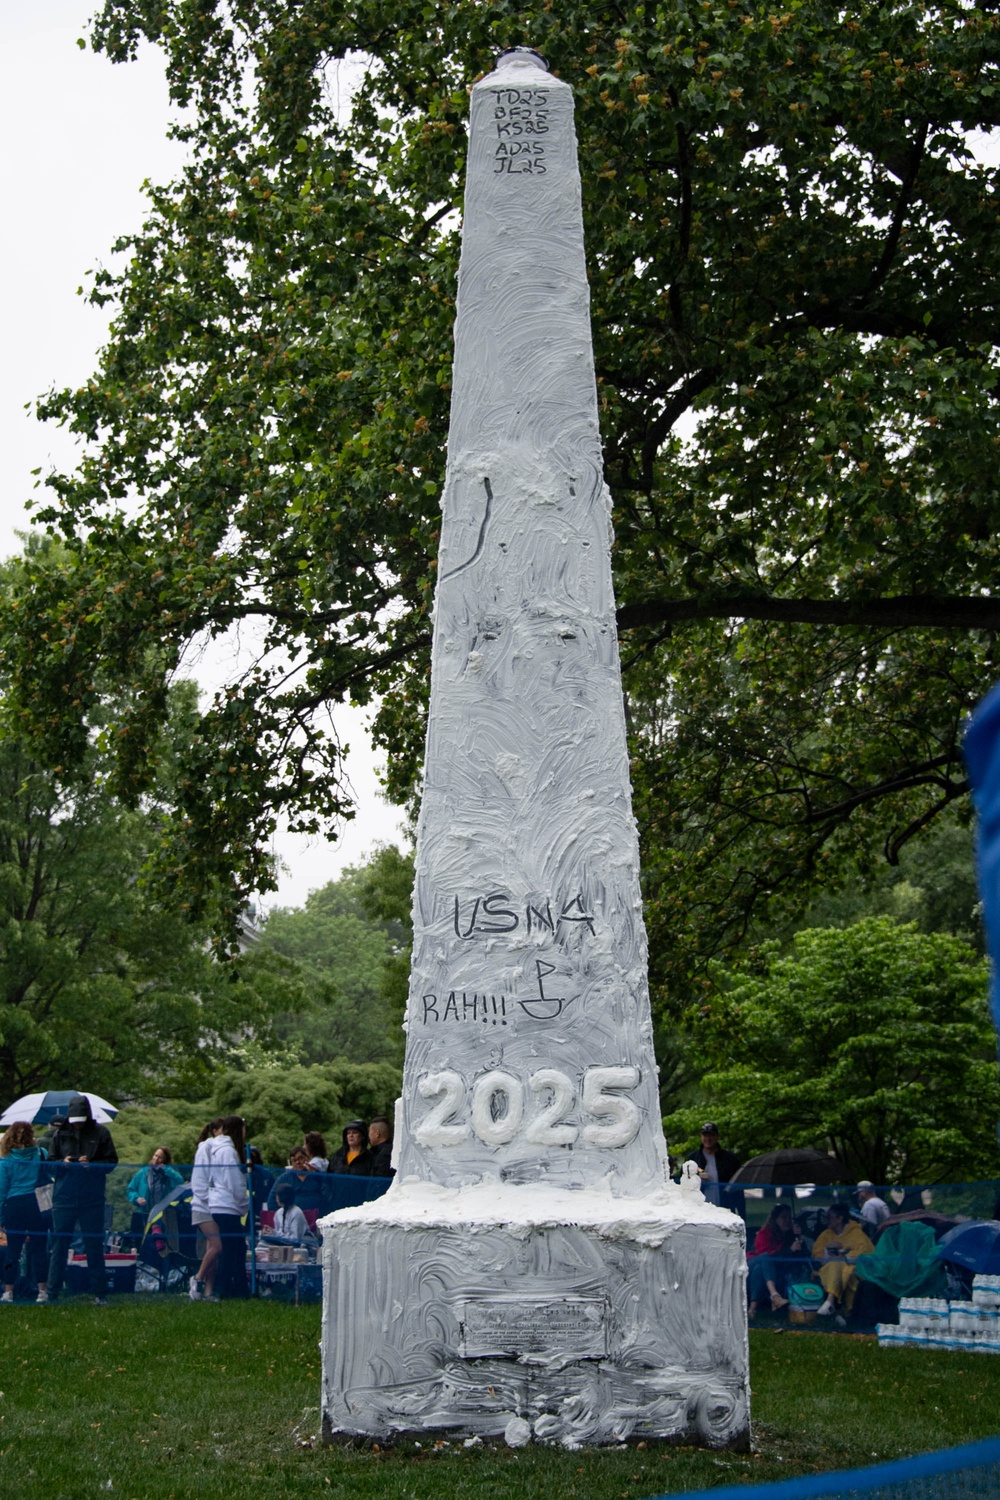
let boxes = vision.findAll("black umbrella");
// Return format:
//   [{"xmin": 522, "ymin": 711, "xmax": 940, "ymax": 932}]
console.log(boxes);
[{"xmin": 730, "ymin": 1148, "xmax": 849, "ymax": 1186}]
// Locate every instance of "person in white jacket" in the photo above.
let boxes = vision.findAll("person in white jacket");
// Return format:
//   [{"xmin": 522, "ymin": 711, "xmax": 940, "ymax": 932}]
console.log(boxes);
[
  {"xmin": 208, "ymin": 1116, "xmax": 249, "ymax": 1299},
  {"xmin": 189, "ymin": 1117, "xmax": 225, "ymax": 1301}
]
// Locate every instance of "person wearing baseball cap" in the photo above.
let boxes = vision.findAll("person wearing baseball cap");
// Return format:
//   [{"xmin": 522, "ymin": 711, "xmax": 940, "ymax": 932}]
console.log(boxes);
[
  {"xmin": 685, "ymin": 1123, "xmax": 743, "ymax": 1213},
  {"xmin": 46, "ymin": 1095, "xmax": 118, "ymax": 1305},
  {"xmin": 856, "ymin": 1181, "xmax": 891, "ymax": 1231}
]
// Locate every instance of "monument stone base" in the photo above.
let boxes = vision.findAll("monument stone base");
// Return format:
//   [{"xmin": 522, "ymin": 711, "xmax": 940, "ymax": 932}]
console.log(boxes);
[{"xmin": 320, "ymin": 1181, "xmax": 749, "ymax": 1450}]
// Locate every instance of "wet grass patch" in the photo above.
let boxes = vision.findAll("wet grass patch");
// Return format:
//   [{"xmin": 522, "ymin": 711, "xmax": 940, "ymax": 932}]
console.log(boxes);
[{"xmin": 0, "ymin": 1302, "xmax": 996, "ymax": 1497}]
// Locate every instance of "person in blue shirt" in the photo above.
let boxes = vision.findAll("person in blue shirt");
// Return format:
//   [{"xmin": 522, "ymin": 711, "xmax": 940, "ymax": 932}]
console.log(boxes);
[
  {"xmin": 126, "ymin": 1147, "xmax": 184, "ymax": 1242},
  {"xmin": 0, "ymin": 1121, "xmax": 51, "ymax": 1304},
  {"xmin": 266, "ymin": 1146, "xmax": 332, "ymax": 1214}
]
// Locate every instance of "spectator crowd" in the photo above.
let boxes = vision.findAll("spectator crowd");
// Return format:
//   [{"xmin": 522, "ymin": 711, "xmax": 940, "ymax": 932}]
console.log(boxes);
[
  {"xmin": 683, "ymin": 1121, "xmax": 999, "ymax": 1328},
  {"xmin": 0, "ymin": 1098, "xmax": 395, "ymax": 1306},
  {"xmin": 2, "ymin": 1101, "xmax": 995, "ymax": 1319}
]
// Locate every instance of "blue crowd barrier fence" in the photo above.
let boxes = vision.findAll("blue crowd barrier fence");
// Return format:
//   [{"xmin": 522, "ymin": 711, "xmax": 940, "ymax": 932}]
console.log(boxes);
[
  {"xmin": 0, "ymin": 1169, "xmax": 997, "ymax": 1307},
  {"xmin": 0, "ymin": 1159, "xmax": 394, "ymax": 1302},
  {"xmin": 646, "ymin": 1434, "xmax": 1000, "ymax": 1500}
]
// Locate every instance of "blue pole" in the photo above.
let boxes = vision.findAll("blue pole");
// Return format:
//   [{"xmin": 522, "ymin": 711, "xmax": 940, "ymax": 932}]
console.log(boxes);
[{"xmin": 245, "ymin": 1143, "xmax": 257, "ymax": 1297}]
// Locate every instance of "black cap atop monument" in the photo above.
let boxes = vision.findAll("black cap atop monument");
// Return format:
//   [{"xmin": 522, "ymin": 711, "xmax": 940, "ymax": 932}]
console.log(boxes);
[{"xmin": 494, "ymin": 46, "xmax": 549, "ymax": 69}]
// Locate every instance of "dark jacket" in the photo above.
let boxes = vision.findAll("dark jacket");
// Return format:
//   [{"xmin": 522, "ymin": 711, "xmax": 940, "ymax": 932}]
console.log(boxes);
[
  {"xmin": 48, "ymin": 1096, "xmax": 118, "ymax": 1209},
  {"xmin": 686, "ymin": 1145, "xmax": 741, "ymax": 1182},
  {"xmin": 685, "ymin": 1144, "xmax": 745, "ymax": 1217},
  {"xmin": 369, "ymin": 1140, "xmax": 394, "ymax": 1179},
  {"xmin": 249, "ymin": 1163, "xmax": 275, "ymax": 1212},
  {"xmin": 329, "ymin": 1121, "xmax": 373, "ymax": 1177}
]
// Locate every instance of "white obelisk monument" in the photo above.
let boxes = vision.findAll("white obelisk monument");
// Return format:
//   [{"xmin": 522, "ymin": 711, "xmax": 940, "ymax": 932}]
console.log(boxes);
[{"xmin": 320, "ymin": 48, "xmax": 749, "ymax": 1449}]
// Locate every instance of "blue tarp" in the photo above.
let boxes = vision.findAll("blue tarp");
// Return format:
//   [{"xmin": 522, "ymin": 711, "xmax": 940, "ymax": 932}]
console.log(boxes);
[{"xmin": 962, "ymin": 679, "xmax": 1000, "ymax": 1044}]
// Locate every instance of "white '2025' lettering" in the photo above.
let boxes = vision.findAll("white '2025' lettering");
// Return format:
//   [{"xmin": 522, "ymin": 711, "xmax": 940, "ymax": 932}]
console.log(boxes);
[
  {"xmin": 525, "ymin": 1067, "xmax": 576, "ymax": 1145},
  {"xmin": 416, "ymin": 1069, "xmax": 470, "ymax": 1146},
  {"xmin": 413, "ymin": 1065, "xmax": 641, "ymax": 1150}
]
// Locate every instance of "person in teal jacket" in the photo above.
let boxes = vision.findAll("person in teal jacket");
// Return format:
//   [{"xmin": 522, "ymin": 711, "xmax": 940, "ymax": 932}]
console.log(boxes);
[
  {"xmin": 0, "ymin": 1121, "xmax": 51, "ymax": 1303},
  {"xmin": 126, "ymin": 1148, "xmax": 184, "ymax": 1241}
]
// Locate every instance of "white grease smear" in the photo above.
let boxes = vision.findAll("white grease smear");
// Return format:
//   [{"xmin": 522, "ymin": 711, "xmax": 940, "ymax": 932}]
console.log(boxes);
[{"xmin": 321, "ymin": 49, "xmax": 749, "ymax": 1451}]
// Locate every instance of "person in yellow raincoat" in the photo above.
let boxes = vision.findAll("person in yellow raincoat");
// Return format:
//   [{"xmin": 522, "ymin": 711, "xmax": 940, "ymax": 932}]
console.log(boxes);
[{"xmin": 812, "ymin": 1202, "xmax": 874, "ymax": 1318}]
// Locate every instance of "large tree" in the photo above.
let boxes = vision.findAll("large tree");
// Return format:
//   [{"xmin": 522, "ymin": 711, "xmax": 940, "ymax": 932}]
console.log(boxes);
[
  {"xmin": 664, "ymin": 917, "xmax": 1000, "ymax": 1183},
  {"xmin": 0, "ymin": 541, "xmax": 307, "ymax": 1103},
  {"xmin": 5, "ymin": 2, "xmax": 1000, "ymax": 994},
  {"xmin": 0, "ymin": 720, "xmax": 304, "ymax": 1106},
  {"xmin": 260, "ymin": 857, "xmax": 407, "ymax": 1065}
]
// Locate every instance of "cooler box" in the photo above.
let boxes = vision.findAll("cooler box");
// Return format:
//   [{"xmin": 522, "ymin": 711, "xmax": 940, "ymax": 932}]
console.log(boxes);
[{"xmin": 66, "ymin": 1252, "xmax": 137, "ymax": 1294}]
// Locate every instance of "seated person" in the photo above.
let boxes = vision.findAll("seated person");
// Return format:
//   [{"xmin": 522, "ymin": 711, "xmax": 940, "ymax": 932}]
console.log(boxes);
[
  {"xmin": 304, "ymin": 1132, "xmax": 329, "ymax": 1172},
  {"xmin": 812, "ymin": 1202, "xmax": 874, "ymax": 1318},
  {"xmin": 747, "ymin": 1204, "xmax": 808, "ymax": 1316},
  {"xmin": 267, "ymin": 1147, "xmax": 332, "ymax": 1214},
  {"xmin": 857, "ymin": 1181, "xmax": 891, "ymax": 1233},
  {"xmin": 267, "ymin": 1184, "xmax": 317, "ymax": 1245}
]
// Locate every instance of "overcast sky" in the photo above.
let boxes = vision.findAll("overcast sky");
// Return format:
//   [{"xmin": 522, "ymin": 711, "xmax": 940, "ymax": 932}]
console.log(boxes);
[{"xmin": 0, "ymin": 4, "xmax": 407, "ymax": 912}]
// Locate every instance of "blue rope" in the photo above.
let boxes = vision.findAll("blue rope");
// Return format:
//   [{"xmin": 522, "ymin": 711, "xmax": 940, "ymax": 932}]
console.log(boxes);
[{"xmin": 645, "ymin": 1435, "xmax": 1000, "ymax": 1500}]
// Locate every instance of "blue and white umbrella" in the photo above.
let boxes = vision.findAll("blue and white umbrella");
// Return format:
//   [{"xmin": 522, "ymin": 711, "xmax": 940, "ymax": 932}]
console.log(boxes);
[{"xmin": 0, "ymin": 1089, "xmax": 118, "ymax": 1127}]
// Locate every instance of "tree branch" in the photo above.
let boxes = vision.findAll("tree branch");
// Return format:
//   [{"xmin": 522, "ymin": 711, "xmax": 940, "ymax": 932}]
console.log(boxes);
[
  {"xmin": 861, "ymin": 120, "xmax": 929, "ymax": 300},
  {"xmin": 617, "ymin": 592, "xmax": 1000, "ymax": 633},
  {"xmin": 640, "ymin": 368, "xmax": 718, "ymax": 492},
  {"xmin": 800, "ymin": 755, "xmax": 966, "ymax": 827},
  {"xmin": 270, "ymin": 631, "xmax": 432, "ymax": 717},
  {"xmin": 885, "ymin": 783, "xmax": 970, "ymax": 865}
]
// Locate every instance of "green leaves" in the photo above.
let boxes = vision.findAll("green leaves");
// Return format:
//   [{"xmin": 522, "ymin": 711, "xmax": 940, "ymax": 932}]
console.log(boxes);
[
  {"xmin": 260, "ymin": 857, "xmax": 409, "ymax": 1067},
  {"xmin": 0, "ymin": 721, "xmax": 289, "ymax": 1105},
  {"xmin": 6, "ymin": 0, "xmax": 1000, "ymax": 968},
  {"xmin": 665, "ymin": 917, "xmax": 1000, "ymax": 1182},
  {"xmin": 212, "ymin": 1058, "xmax": 402, "ymax": 1164}
]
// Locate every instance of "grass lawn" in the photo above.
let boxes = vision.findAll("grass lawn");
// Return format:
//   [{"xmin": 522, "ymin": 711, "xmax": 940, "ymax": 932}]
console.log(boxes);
[{"xmin": 0, "ymin": 1300, "xmax": 997, "ymax": 1499}]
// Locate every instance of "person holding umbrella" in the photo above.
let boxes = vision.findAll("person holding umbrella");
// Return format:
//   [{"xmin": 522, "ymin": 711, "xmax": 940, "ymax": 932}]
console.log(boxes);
[
  {"xmin": 46, "ymin": 1093, "xmax": 118, "ymax": 1306},
  {"xmin": 0, "ymin": 1090, "xmax": 118, "ymax": 1131}
]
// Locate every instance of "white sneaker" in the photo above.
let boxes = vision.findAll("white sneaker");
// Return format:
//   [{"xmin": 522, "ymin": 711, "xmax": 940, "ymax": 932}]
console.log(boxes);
[
  {"xmin": 817, "ymin": 1296, "xmax": 836, "ymax": 1317},
  {"xmin": 0, "ymin": 1290, "xmax": 12, "ymax": 1304},
  {"xmin": 188, "ymin": 1279, "xmax": 203, "ymax": 1301},
  {"xmin": 36, "ymin": 1289, "xmax": 49, "ymax": 1304}
]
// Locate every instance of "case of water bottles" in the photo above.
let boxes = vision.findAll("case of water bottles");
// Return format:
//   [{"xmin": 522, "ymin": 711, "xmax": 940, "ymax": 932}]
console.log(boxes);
[{"xmin": 878, "ymin": 1276, "xmax": 1000, "ymax": 1353}]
